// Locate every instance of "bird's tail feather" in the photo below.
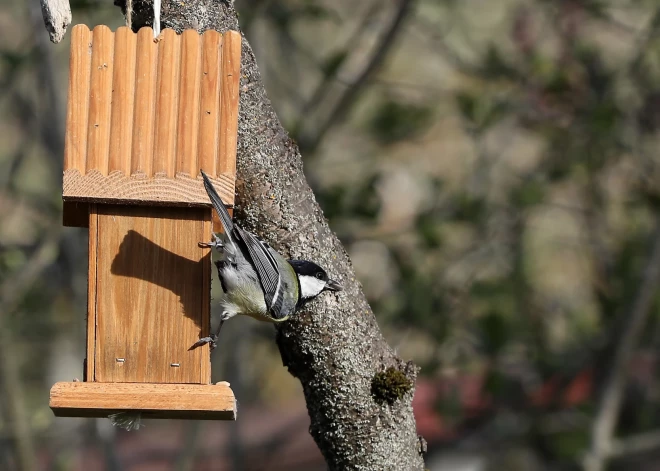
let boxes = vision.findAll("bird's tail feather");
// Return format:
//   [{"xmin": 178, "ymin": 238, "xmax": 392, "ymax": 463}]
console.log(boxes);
[
  {"xmin": 201, "ymin": 170, "xmax": 234, "ymax": 234},
  {"xmin": 109, "ymin": 411, "xmax": 143, "ymax": 431}
]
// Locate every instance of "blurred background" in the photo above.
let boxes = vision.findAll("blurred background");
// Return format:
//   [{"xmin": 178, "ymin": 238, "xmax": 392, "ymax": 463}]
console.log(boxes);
[{"xmin": 3, "ymin": 0, "xmax": 660, "ymax": 470}]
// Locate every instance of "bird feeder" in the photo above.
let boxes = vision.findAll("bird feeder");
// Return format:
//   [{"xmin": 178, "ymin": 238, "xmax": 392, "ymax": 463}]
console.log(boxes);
[{"xmin": 49, "ymin": 24, "xmax": 241, "ymax": 420}]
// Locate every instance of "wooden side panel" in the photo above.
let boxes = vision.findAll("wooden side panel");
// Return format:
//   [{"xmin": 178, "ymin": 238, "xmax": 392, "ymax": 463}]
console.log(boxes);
[
  {"xmin": 108, "ymin": 27, "xmax": 137, "ymax": 175},
  {"xmin": 50, "ymin": 382, "xmax": 236, "ymax": 420},
  {"xmin": 93, "ymin": 205, "xmax": 211, "ymax": 384},
  {"xmin": 86, "ymin": 25, "xmax": 114, "ymax": 175},
  {"xmin": 131, "ymin": 27, "xmax": 158, "ymax": 176},
  {"xmin": 198, "ymin": 31, "xmax": 222, "ymax": 176},
  {"xmin": 153, "ymin": 29, "xmax": 181, "ymax": 178},
  {"xmin": 176, "ymin": 30, "xmax": 202, "ymax": 177},
  {"xmin": 218, "ymin": 30, "xmax": 241, "ymax": 177},
  {"xmin": 64, "ymin": 25, "xmax": 92, "ymax": 173},
  {"xmin": 200, "ymin": 214, "xmax": 212, "ymax": 382},
  {"xmin": 86, "ymin": 205, "xmax": 99, "ymax": 381}
]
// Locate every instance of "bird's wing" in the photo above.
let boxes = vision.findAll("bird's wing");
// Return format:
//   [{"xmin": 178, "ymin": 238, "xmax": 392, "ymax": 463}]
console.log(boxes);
[
  {"xmin": 201, "ymin": 170, "xmax": 234, "ymax": 233},
  {"xmin": 234, "ymin": 226, "xmax": 284, "ymax": 315}
]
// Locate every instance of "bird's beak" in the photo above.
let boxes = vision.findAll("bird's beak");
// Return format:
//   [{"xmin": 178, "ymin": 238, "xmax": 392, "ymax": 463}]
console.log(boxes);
[{"xmin": 325, "ymin": 279, "xmax": 343, "ymax": 292}]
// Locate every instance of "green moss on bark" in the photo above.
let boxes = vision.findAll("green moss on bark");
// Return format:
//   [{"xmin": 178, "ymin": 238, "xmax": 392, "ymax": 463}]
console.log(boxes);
[{"xmin": 371, "ymin": 366, "xmax": 413, "ymax": 405}]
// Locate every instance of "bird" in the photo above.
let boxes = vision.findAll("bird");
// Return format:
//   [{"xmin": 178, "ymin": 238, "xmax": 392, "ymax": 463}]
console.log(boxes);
[{"xmin": 192, "ymin": 170, "xmax": 343, "ymax": 350}]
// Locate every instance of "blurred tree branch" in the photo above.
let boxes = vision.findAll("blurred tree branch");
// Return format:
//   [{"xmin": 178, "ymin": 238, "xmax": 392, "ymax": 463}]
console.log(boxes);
[
  {"xmin": 609, "ymin": 429, "xmax": 660, "ymax": 460},
  {"xmin": 296, "ymin": 0, "xmax": 415, "ymax": 154},
  {"xmin": 174, "ymin": 422, "xmax": 201, "ymax": 471},
  {"xmin": 0, "ymin": 234, "xmax": 60, "ymax": 471},
  {"xmin": 583, "ymin": 219, "xmax": 660, "ymax": 471},
  {"xmin": 292, "ymin": 1, "xmax": 379, "ymax": 131}
]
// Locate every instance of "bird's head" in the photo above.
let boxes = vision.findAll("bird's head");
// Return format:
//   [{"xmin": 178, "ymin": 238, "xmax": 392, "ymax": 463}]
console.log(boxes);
[{"xmin": 289, "ymin": 260, "xmax": 342, "ymax": 301}]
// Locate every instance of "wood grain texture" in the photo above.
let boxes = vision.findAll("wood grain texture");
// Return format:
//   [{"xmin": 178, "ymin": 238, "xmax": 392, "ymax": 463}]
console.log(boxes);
[
  {"xmin": 176, "ymin": 30, "xmax": 202, "ymax": 177},
  {"xmin": 61, "ymin": 25, "xmax": 240, "ymax": 215},
  {"xmin": 153, "ymin": 29, "xmax": 181, "ymax": 178},
  {"xmin": 63, "ymin": 24, "xmax": 91, "ymax": 173},
  {"xmin": 198, "ymin": 31, "xmax": 222, "ymax": 176},
  {"xmin": 131, "ymin": 27, "xmax": 158, "ymax": 176},
  {"xmin": 50, "ymin": 382, "xmax": 236, "ymax": 420},
  {"xmin": 218, "ymin": 30, "xmax": 241, "ymax": 176},
  {"xmin": 200, "ymin": 216, "xmax": 212, "ymax": 382},
  {"xmin": 63, "ymin": 169, "xmax": 234, "ymax": 207},
  {"xmin": 108, "ymin": 27, "xmax": 136, "ymax": 175},
  {"xmin": 86, "ymin": 25, "xmax": 114, "ymax": 175},
  {"xmin": 93, "ymin": 205, "xmax": 211, "ymax": 384},
  {"xmin": 86, "ymin": 205, "xmax": 98, "ymax": 381}
]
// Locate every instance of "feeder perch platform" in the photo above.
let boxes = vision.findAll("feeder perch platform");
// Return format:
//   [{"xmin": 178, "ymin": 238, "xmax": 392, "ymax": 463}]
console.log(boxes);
[{"xmin": 49, "ymin": 24, "xmax": 242, "ymax": 420}]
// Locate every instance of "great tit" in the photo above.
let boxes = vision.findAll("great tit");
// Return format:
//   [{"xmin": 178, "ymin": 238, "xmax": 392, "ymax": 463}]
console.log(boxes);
[{"xmin": 192, "ymin": 170, "xmax": 342, "ymax": 349}]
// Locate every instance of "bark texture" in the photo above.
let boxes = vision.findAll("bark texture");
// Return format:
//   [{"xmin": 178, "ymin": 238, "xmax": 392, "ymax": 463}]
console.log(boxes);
[
  {"xmin": 119, "ymin": 2, "xmax": 424, "ymax": 469},
  {"xmin": 39, "ymin": 0, "xmax": 72, "ymax": 43}
]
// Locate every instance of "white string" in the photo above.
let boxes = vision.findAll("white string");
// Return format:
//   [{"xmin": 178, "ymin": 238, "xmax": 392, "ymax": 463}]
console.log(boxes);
[
  {"xmin": 153, "ymin": 0, "xmax": 161, "ymax": 38},
  {"xmin": 126, "ymin": 0, "xmax": 132, "ymax": 29}
]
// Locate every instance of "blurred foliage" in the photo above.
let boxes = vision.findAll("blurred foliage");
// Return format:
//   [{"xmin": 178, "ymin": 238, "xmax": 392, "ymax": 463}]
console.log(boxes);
[{"xmin": 367, "ymin": 100, "xmax": 434, "ymax": 143}]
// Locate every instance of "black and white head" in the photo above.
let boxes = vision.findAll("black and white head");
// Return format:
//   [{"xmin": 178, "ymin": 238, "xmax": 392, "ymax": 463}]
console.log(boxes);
[{"xmin": 289, "ymin": 260, "xmax": 342, "ymax": 301}]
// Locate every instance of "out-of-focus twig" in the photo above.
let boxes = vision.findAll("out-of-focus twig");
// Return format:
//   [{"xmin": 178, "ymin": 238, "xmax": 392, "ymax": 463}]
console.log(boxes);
[
  {"xmin": 30, "ymin": 0, "xmax": 65, "ymax": 176},
  {"xmin": 295, "ymin": 1, "xmax": 380, "ymax": 121},
  {"xmin": 583, "ymin": 218, "xmax": 660, "ymax": 471},
  {"xmin": 174, "ymin": 422, "xmax": 201, "ymax": 471},
  {"xmin": 0, "ymin": 234, "xmax": 60, "ymax": 471},
  {"xmin": 609, "ymin": 429, "xmax": 660, "ymax": 459},
  {"xmin": 0, "ymin": 234, "xmax": 60, "ymax": 317},
  {"xmin": 297, "ymin": 0, "xmax": 415, "ymax": 154}
]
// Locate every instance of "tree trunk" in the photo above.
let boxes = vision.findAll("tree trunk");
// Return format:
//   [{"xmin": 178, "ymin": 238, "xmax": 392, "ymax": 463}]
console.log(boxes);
[{"xmin": 118, "ymin": 1, "xmax": 425, "ymax": 468}]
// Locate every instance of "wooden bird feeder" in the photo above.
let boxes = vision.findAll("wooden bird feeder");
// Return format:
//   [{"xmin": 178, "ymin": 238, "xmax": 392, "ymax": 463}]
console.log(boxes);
[{"xmin": 49, "ymin": 24, "xmax": 242, "ymax": 420}]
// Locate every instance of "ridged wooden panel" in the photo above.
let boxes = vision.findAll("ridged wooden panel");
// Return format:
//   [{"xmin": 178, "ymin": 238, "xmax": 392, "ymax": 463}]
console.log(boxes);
[
  {"xmin": 108, "ymin": 28, "xmax": 136, "ymax": 175},
  {"xmin": 198, "ymin": 31, "xmax": 222, "ymax": 176},
  {"xmin": 86, "ymin": 26, "xmax": 114, "ymax": 174},
  {"xmin": 63, "ymin": 24, "xmax": 241, "ymax": 212},
  {"xmin": 63, "ymin": 25, "xmax": 91, "ymax": 172},
  {"xmin": 176, "ymin": 30, "xmax": 202, "ymax": 177},
  {"xmin": 219, "ymin": 30, "xmax": 241, "ymax": 176},
  {"xmin": 131, "ymin": 27, "xmax": 158, "ymax": 176}
]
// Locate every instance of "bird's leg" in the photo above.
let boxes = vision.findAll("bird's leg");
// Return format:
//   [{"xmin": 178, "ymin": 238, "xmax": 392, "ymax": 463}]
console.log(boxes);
[
  {"xmin": 198, "ymin": 233, "xmax": 224, "ymax": 250},
  {"xmin": 190, "ymin": 316, "xmax": 226, "ymax": 351}
]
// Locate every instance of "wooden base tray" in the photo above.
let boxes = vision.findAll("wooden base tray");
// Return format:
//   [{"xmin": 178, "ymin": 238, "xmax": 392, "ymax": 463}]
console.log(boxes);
[{"xmin": 50, "ymin": 381, "xmax": 236, "ymax": 420}]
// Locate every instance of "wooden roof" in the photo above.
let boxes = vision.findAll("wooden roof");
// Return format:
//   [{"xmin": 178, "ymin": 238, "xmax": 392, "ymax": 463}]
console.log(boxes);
[{"xmin": 62, "ymin": 25, "xmax": 240, "ymax": 207}]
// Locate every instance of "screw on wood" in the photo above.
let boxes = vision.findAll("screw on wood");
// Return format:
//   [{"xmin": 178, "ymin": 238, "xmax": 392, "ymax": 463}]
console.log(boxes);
[
  {"xmin": 116, "ymin": 358, "xmax": 125, "ymax": 363},
  {"xmin": 170, "ymin": 363, "xmax": 180, "ymax": 367}
]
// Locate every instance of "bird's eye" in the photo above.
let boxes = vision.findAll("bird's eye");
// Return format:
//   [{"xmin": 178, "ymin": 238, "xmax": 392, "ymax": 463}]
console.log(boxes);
[{"xmin": 315, "ymin": 272, "xmax": 324, "ymax": 280}]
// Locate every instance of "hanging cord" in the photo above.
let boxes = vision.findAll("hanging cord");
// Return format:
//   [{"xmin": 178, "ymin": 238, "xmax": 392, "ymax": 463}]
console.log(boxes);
[
  {"xmin": 126, "ymin": 0, "xmax": 133, "ymax": 30},
  {"xmin": 153, "ymin": 0, "xmax": 161, "ymax": 38}
]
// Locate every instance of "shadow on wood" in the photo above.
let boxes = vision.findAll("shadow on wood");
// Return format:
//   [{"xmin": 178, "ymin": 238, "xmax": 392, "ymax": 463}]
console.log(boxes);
[
  {"xmin": 111, "ymin": 228, "xmax": 207, "ymax": 327},
  {"xmin": 88, "ymin": 204, "xmax": 212, "ymax": 384}
]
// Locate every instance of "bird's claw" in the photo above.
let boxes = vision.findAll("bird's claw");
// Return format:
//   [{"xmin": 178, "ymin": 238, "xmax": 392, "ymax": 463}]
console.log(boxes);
[
  {"xmin": 190, "ymin": 334, "xmax": 218, "ymax": 351},
  {"xmin": 199, "ymin": 234, "xmax": 224, "ymax": 250}
]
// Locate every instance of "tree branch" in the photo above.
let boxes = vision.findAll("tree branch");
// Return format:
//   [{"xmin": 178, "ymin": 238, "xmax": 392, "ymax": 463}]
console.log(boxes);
[
  {"xmin": 583, "ymin": 218, "xmax": 660, "ymax": 471},
  {"xmin": 297, "ymin": 0, "xmax": 415, "ymax": 154},
  {"xmin": 610, "ymin": 429, "xmax": 660, "ymax": 459},
  {"xmin": 38, "ymin": 0, "xmax": 71, "ymax": 43},
  {"xmin": 0, "ymin": 234, "xmax": 60, "ymax": 471},
  {"xmin": 121, "ymin": 2, "xmax": 424, "ymax": 469}
]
